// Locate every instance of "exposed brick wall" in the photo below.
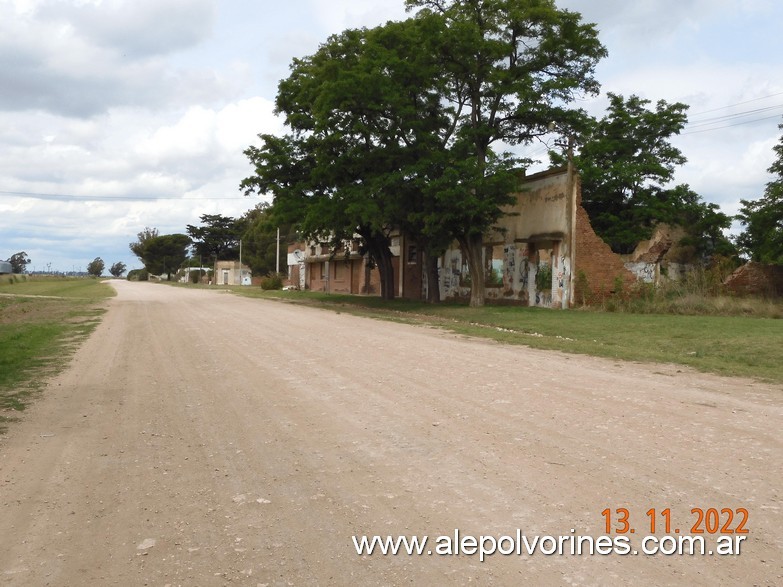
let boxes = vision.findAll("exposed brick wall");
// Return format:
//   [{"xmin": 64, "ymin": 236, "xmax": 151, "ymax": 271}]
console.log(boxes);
[
  {"xmin": 307, "ymin": 258, "xmax": 382, "ymax": 294},
  {"xmin": 724, "ymin": 262, "xmax": 783, "ymax": 297},
  {"xmin": 574, "ymin": 204, "xmax": 636, "ymax": 303}
]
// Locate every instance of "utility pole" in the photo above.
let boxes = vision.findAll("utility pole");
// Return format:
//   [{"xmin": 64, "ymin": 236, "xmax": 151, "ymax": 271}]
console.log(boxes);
[{"xmin": 276, "ymin": 227, "xmax": 280, "ymax": 274}]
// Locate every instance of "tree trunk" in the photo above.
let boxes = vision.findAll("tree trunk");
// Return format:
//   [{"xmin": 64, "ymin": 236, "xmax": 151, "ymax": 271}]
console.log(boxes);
[
  {"xmin": 375, "ymin": 246, "xmax": 395, "ymax": 301},
  {"xmin": 424, "ymin": 250, "xmax": 440, "ymax": 304},
  {"xmin": 364, "ymin": 231, "xmax": 395, "ymax": 301},
  {"xmin": 460, "ymin": 233, "xmax": 486, "ymax": 307},
  {"xmin": 380, "ymin": 253, "xmax": 395, "ymax": 300}
]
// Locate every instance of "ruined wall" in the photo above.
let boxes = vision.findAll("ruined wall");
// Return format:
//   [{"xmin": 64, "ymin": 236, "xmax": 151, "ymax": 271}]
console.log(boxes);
[
  {"xmin": 724, "ymin": 262, "xmax": 783, "ymax": 297},
  {"xmin": 573, "ymin": 205, "xmax": 636, "ymax": 303},
  {"xmin": 621, "ymin": 224, "xmax": 695, "ymax": 285},
  {"xmin": 440, "ymin": 168, "xmax": 575, "ymax": 307},
  {"xmin": 495, "ymin": 170, "xmax": 571, "ymax": 241}
]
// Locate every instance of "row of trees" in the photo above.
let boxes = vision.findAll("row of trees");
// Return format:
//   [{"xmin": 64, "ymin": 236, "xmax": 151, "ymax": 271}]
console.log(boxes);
[
  {"xmin": 85, "ymin": 258, "xmax": 127, "ymax": 278},
  {"xmin": 12, "ymin": 1, "xmax": 783, "ymax": 294},
  {"xmin": 127, "ymin": 204, "xmax": 293, "ymax": 281},
  {"xmin": 239, "ymin": 0, "xmax": 765, "ymax": 306},
  {"xmin": 2, "ymin": 252, "xmax": 125, "ymax": 277}
]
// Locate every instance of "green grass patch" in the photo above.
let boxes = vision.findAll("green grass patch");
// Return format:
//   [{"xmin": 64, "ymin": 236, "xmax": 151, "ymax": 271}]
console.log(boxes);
[
  {"xmin": 230, "ymin": 288, "xmax": 783, "ymax": 384},
  {"xmin": 0, "ymin": 274, "xmax": 116, "ymax": 298},
  {"xmin": 0, "ymin": 277, "xmax": 113, "ymax": 433}
]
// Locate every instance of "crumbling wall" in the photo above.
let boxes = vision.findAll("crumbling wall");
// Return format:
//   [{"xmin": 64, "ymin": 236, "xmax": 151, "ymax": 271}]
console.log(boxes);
[
  {"xmin": 573, "ymin": 205, "xmax": 636, "ymax": 303},
  {"xmin": 621, "ymin": 224, "xmax": 695, "ymax": 284},
  {"xmin": 440, "ymin": 168, "xmax": 575, "ymax": 307},
  {"xmin": 724, "ymin": 262, "xmax": 783, "ymax": 297}
]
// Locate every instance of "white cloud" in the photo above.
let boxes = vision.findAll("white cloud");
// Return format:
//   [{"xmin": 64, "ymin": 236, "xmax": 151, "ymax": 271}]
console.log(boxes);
[
  {"xmin": 38, "ymin": 0, "xmax": 216, "ymax": 58},
  {"xmin": 0, "ymin": 0, "xmax": 226, "ymax": 117},
  {"xmin": 2, "ymin": 0, "xmax": 782, "ymax": 271},
  {"xmin": 307, "ymin": 0, "xmax": 407, "ymax": 32}
]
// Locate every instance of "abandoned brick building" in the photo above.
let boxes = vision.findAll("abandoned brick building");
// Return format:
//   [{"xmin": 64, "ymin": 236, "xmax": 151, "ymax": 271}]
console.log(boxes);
[{"xmin": 287, "ymin": 167, "xmax": 670, "ymax": 307}]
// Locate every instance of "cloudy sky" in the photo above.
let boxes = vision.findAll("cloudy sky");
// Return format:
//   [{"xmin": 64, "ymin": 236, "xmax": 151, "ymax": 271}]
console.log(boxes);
[{"xmin": 1, "ymin": 0, "xmax": 781, "ymax": 273}]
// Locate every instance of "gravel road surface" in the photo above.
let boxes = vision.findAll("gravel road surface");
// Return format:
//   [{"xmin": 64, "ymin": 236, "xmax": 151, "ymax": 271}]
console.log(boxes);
[{"xmin": 1, "ymin": 281, "xmax": 781, "ymax": 586}]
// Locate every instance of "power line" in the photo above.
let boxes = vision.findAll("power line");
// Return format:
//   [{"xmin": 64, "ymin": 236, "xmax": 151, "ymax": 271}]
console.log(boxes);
[
  {"xmin": 682, "ymin": 113, "xmax": 783, "ymax": 135},
  {"xmin": 686, "ymin": 103, "xmax": 783, "ymax": 128},
  {"xmin": 688, "ymin": 91, "xmax": 783, "ymax": 117}
]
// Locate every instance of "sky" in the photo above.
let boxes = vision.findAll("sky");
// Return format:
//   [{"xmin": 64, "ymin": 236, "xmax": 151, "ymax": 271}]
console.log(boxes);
[{"xmin": 1, "ymin": 0, "xmax": 782, "ymax": 274}]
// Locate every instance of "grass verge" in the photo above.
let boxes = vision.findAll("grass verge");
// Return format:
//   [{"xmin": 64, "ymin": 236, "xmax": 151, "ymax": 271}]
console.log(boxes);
[
  {"xmin": 229, "ymin": 287, "xmax": 783, "ymax": 384},
  {"xmin": 0, "ymin": 276, "xmax": 114, "ymax": 433}
]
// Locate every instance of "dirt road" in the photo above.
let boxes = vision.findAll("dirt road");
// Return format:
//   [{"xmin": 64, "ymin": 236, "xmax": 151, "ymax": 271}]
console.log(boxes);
[{"xmin": 1, "ymin": 281, "xmax": 781, "ymax": 586}]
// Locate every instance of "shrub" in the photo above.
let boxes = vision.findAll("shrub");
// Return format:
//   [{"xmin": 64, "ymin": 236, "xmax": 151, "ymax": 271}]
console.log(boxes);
[
  {"xmin": 260, "ymin": 273, "xmax": 283, "ymax": 290},
  {"xmin": 127, "ymin": 269, "xmax": 149, "ymax": 281},
  {"xmin": 574, "ymin": 270, "xmax": 589, "ymax": 306},
  {"xmin": 535, "ymin": 263, "xmax": 552, "ymax": 292}
]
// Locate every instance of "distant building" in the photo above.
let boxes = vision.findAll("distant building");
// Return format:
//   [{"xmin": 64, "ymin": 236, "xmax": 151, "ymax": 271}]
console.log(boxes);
[
  {"xmin": 0, "ymin": 261, "xmax": 13, "ymax": 274},
  {"xmin": 213, "ymin": 260, "xmax": 252, "ymax": 286}
]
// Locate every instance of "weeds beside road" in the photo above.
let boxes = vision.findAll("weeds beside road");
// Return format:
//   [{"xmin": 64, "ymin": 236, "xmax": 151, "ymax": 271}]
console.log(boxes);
[{"xmin": 0, "ymin": 276, "xmax": 114, "ymax": 432}]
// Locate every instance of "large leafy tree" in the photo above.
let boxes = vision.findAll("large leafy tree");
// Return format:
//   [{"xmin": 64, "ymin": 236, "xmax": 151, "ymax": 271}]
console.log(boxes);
[
  {"xmin": 566, "ymin": 93, "xmax": 691, "ymax": 254},
  {"xmin": 86, "ymin": 257, "xmax": 105, "ymax": 277},
  {"xmin": 565, "ymin": 93, "xmax": 735, "ymax": 259},
  {"xmin": 186, "ymin": 214, "xmax": 242, "ymax": 261},
  {"xmin": 129, "ymin": 227, "xmax": 159, "ymax": 262},
  {"xmin": 405, "ymin": 0, "xmax": 606, "ymax": 306},
  {"xmin": 244, "ymin": 0, "xmax": 606, "ymax": 305},
  {"xmin": 736, "ymin": 122, "xmax": 783, "ymax": 264},
  {"xmin": 6, "ymin": 251, "xmax": 31, "ymax": 274},
  {"xmin": 244, "ymin": 19, "xmax": 448, "ymax": 300},
  {"xmin": 109, "ymin": 261, "xmax": 127, "ymax": 277},
  {"xmin": 137, "ymin": 234, "xmax": 191, "ymax": 280}
]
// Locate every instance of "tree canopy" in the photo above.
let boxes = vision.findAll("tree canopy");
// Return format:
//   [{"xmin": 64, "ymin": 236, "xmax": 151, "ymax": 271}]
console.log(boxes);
[
  {"xmin": 129, "ymin": 227, "xmax": 159, "ymax": 262},
  {"xmin": 6, "ymin": 251, "xmax": 31, "ymax": 274},
  {"xmin": 86, "ymin": 257, "xmax": 105, "ymax": 277},
  {"xmin": 243, "ymin": 0, "xmax": 606, "ymax": 305},
  {"xmin": 109, "ymin": 261, "xmax": 127, "ymax": 278},
  {"xmin": 566, "ymin": 93, "xmax": 689, "ymax": 253},
  {"xmin": 238, "ymin": 203, "xmax": 295, "ymax": 277},
  {"xmin": 133, "ymin": 234, "xmax": 191, "ymax": 280},
  {"xmin": 559, "ymin": 93, "xmax": 734, "ymax": 259},
  {"xmin": 736, "ymin": 122, "xmax": 783, "ymax": 264},
  {"xmin": 186, "ymin": 214, "xmax": 242, "ymax": 261},
  {"xmin": 244, "ymin": 18, "xmax": 448, "ymax": 299}
]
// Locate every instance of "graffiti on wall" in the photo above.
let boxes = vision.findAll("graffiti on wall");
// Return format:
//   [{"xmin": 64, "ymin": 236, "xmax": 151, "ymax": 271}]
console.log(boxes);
[{"xmin": 624, "ymin": 262, "xmax": 656, "ymax": 283}]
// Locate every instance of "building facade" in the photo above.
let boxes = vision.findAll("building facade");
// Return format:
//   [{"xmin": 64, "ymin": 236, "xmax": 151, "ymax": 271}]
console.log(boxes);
[
  {"xmin": 291, "ymin": 168, "xmax": 638, "ymax": 307},
  {"xmin": 213, "ymin": 260, "xmax": 252, "ymax": 286}
]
